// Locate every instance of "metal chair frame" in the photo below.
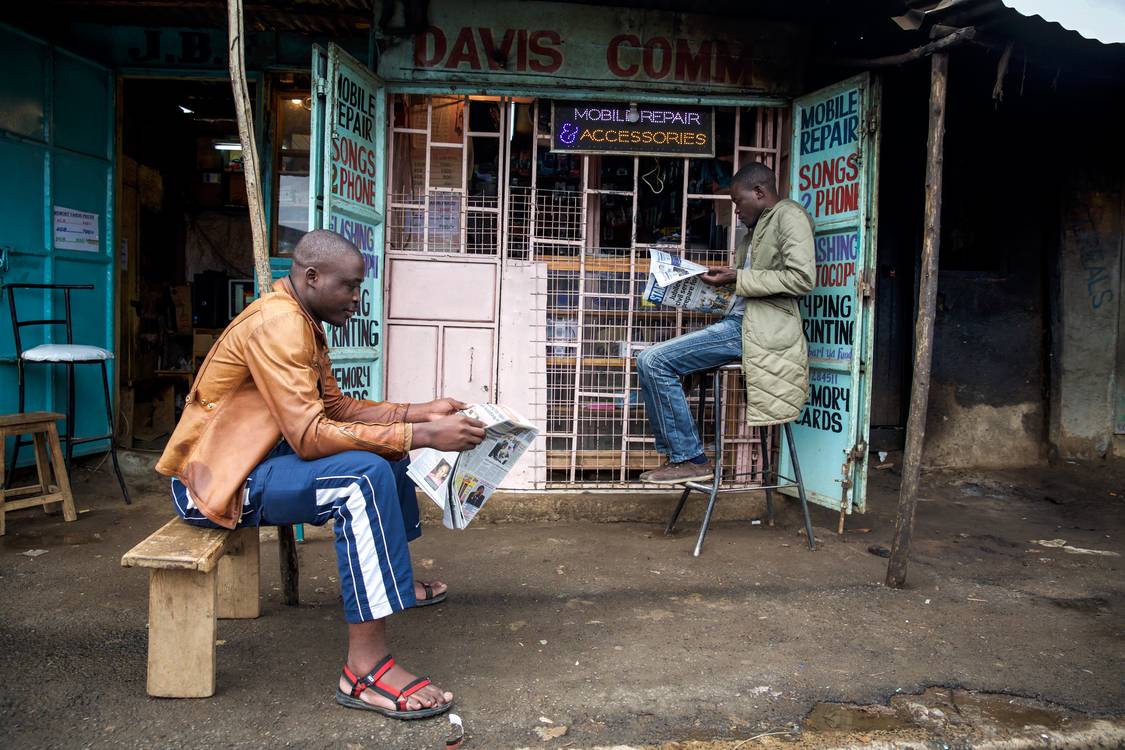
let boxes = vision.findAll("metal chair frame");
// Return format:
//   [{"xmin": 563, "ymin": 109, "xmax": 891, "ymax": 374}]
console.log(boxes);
[
  {"xmin": 5, "ymin": 283, "xmax": 130, "ymax": 504},
  {"xmin": 665, "ymin": 363, "xmax": 814, "ymax": 555}
]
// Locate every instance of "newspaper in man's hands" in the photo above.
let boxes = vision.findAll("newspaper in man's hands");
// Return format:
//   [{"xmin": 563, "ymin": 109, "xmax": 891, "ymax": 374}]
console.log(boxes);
[
  {"xmin": 407, "ymin": 404, "xmax": 539, "ymax": 529},
  {"xmin": 641, "ymin": 249, "xmax": 736, "ymax": 315}
]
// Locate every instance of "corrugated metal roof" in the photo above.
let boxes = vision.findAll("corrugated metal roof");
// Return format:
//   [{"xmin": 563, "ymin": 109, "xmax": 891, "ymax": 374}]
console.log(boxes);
[{"xmin": 1002, "ymin": 0, "xmax": 1125, "ymax": 44}]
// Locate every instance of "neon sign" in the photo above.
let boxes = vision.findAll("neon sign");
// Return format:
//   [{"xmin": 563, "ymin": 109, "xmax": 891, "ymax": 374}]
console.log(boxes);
[{"xmin": 551, "ymin": 101, "xmax": 714, "ymax": 157}]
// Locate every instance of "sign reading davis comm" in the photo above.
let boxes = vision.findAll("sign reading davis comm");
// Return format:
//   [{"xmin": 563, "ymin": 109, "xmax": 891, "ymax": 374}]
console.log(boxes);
[{"xmin": 551, "ymin": 101, "xmax": 714, "ymax": 157}]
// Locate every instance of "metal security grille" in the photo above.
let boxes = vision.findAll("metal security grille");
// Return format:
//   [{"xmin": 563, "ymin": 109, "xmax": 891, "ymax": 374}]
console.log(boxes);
[
  {"xmin": 387, "ymin": 95, "xmax": 789, "ymax": 489},
  {"xmin": 387, "ymin": 94, "xmax": 507, "ymax": 255}
]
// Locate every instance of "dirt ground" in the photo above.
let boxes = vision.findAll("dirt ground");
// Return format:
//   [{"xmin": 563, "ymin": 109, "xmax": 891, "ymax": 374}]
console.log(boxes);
[{"xmin": 1, "ymin": 453, "xmax": 1123, "ymax": 749}]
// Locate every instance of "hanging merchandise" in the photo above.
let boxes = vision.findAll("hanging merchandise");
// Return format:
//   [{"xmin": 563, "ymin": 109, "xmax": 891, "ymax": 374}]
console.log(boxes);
[{"xmin": 641, "ymin": 159, "xmax": 665, "ymax": 194}]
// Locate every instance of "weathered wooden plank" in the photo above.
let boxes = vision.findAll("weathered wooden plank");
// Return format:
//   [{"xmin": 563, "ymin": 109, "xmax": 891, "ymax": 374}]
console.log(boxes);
[
  {"xmin": 0, "ymin": 411, "xmax": 63, "ymax": 430},
  {"xmin": 887, "ymin": 51, "xmax": 949, "ymax": 589},
  {"xmin": 218, "ymin": 526, "xmax": 261, "ymax": 619},
  {"xmin": 45, "ymin": 422, "xmax": 77, "ymax": 522},
  {"xmin": 5, "ymin": 484, "xmax": 60, "ymax": 500},
  {"xmin": 147, "ymin": 568, "xmax": 217, "ymax": 697},
  {"xmin": 121, "ymin": 518, "xmax": 230, "ymax": 573},
  {"xmin": 0, "ymin": 494, "xmax": 68, "ymax": 512}
]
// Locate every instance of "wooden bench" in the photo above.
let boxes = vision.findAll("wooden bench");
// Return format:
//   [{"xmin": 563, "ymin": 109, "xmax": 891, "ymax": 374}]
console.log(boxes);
[
  {"xmin": 0, "ymin": 411, "xmax": 76, "ymax": 536},
  {"xmin": 121, "ymin": 519, "xmax": 263, "ymax": 697}
]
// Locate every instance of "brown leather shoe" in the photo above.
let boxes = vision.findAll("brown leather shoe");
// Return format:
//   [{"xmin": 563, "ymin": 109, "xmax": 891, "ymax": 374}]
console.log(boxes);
[{"xmin": 639, "ymin": 459, "xmax": 714, "ymax": 485}]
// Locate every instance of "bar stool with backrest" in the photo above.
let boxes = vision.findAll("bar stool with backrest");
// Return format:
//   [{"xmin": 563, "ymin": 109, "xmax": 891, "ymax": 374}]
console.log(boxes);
[
  {"xmin": 5, "ymin": 283, "xmax": 129, "ymax": 504},
  {"xmin": 664, "ymin": 362, "xmax": 814, "ymax": 556}
]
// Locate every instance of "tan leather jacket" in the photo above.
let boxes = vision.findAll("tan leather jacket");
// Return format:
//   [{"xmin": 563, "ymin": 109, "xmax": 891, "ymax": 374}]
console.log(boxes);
[{"xmin": 155, "ymin": 277, "xmax": 412, "ymax": 528}]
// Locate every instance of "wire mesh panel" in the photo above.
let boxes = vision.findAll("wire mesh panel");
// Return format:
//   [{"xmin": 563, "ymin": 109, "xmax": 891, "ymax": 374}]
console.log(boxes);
[
  {"xmin": 387, "ymin": 94, "xmax": 506, "ymax": 256},
  {"xmin": 387, "ymin": 94, "xmax": 788, "ymax": 489},
  {"xmin": 520, "ymin": 103, "xmax": 789, "ymax": 489}
]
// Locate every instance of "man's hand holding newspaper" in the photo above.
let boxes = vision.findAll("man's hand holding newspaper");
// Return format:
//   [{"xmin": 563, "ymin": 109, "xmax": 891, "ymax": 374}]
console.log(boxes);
[
  {"xmin": 411, "ymin": 413, "xmax": 486, "ymax": 451},
  {"xmin": 408, "ymin": 404, "xmax": 539, "ymax": 529},
  {"xmin": 642, "ymin": 249, "xmax": 737, "ymax": 315}
]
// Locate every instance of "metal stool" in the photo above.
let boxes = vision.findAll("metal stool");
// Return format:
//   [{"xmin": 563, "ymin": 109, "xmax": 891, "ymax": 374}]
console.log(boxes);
[
  {"xmin": 665, "ymin": 363, "xmax": 815, "ymax": 555},
  {"xmin": 5, "ymin": 284, "xmax": 130, "ymax": 504}
]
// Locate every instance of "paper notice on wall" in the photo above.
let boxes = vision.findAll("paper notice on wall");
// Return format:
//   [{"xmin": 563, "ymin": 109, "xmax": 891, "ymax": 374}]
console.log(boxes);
[{"xmin": 53, "ymin": 206, "xmax": 99, "ymax": 252}]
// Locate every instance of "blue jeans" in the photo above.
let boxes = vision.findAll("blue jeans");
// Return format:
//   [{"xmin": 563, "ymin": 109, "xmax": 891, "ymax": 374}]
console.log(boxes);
[
  {"xmin": 635, "ymin": 315, "xmax": 743, "ymax": 463},
  {"xmin": 171, "ymin": 442, "xmax": 421, "ymax": 623}
]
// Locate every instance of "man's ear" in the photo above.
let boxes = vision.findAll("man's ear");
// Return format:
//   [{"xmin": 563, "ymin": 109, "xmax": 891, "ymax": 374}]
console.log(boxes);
[{"xmin": 304, "ymin": 265, "xmax": 319, "ymax": 287}]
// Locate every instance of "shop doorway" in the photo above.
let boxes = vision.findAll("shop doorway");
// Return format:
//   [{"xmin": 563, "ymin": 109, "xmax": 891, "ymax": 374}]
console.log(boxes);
[{"xmin": 116, "ymin": 77, "xmax": 258, "ymax": 448}]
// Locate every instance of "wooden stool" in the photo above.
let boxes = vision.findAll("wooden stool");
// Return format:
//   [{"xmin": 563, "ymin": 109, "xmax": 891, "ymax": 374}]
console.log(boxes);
[{"xmin": 0, "ymin": 411, "xmax": 77, "ymax": 536}]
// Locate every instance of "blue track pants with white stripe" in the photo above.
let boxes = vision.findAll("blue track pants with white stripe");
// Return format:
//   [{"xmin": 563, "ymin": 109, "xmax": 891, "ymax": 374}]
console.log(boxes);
[{"xmin": 171, "ymin": 441, "xmax": 418, "ymax": 623}]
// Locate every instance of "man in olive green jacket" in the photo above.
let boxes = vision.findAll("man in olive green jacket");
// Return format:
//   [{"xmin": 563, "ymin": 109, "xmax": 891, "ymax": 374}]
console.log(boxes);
[{"xmin": 637, "ymin": 162, "xmax": 816, "ymax": 484}]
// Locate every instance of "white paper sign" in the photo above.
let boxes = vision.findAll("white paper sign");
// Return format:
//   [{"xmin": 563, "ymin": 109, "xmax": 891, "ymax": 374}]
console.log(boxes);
[{"xmin": 53, "ymin": 206, "xmax": 100, "ymax": 252}]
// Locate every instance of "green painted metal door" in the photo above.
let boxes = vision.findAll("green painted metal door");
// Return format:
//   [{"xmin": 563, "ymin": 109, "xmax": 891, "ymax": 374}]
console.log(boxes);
[
  {"xmin": 308, "ymin": 43, "xmax": 386, "ymax": 400},
  {"xmin": 780, "ymin": 73, "xmax": 880, "ymax": 514},
  {"xmin": 0, "ymin": 25, "xmax": 116, "ymax": 456}
]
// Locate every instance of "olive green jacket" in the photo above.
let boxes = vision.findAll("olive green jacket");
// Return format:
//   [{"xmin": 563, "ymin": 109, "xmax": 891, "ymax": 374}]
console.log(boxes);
[{"xmin": 733, "ymin": 198, "xmax": 817, "ymax": 426}]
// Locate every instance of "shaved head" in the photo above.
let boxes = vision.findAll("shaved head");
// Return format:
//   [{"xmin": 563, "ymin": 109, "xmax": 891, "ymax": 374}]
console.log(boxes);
[
  {"xmin": 291, "ymin": 229, "xmax": 362, "ymax": 272},
  {"xmin": 288, "ymin": 230, "xmax": 365, "ymax": 327}
]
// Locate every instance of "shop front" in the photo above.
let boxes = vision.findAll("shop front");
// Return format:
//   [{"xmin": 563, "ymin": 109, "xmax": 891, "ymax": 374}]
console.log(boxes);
[
  {"xmin": 1, "ymin": 0, "xmax": 880, "ymax": 515},
  {"xmin": 350, "ymin": 0, "xmax": 880, "ymax": 513}
]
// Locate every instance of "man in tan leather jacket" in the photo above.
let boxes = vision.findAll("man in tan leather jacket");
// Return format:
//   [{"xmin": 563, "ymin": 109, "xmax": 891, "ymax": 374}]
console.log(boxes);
[
  {"xmin": 157, "ymin": 230, "xmax": 479, "ymax": 719},
  {"xmin": 636, "ymin": 162, "xmax": 816, "ymax": 484}
]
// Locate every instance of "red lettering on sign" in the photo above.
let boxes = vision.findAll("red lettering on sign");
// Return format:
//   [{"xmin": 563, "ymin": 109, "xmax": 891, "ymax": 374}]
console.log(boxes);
[
  {"xmin": 643, "ymin": 37, "xmax": 672, "ymax": 79},
  {"xmin": 674, "ymin": 39, "xmax": 711, "ymax": 83},
  {"xmin": 815, "ymin": 184, "xmax": 859, "ymax": 217},
  {"xmin": 414, "ymin": 26, "xmax": 446, "ymax": 67},
  {"xmin": 528, "ymin": 30, "xmax": 562, "ymax": 72},
  {"xmin": 517, "ymin": 28, "xmax": 528, "ymax": 70},
  {"xmin": 798, "ymin": 153, "xmax": 860, "ymax": 191},
  {"xmin": 332, "ymin": 137, "xmax": 379, "ymax": 179},
  {"xmin": 413, "ymin": 26, "xmax": 562, "ymax": 73},
  {"xmin": 409, "ymin": 26, "xmax": 753, "ymax": 85},
  {"xmin": 607, "ymin": 34, "xmax": 640, "ymax": 77},
  {"xmin": 479, "ymin": 28, "xmax": 515, "ymax": 70},
  {"xmin": 713, "ymin": 41, "xmax": 748, "ymax": 85},
  {"xmin": 445, "ymin": 27, "xmax": 481, "ymax": 70}
]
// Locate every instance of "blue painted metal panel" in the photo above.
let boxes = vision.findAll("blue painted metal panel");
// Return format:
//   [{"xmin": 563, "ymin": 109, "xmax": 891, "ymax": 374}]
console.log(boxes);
[
  {"xmin": 53, "ymin": 51, "xmax": 112, "ymax": 158},
  {"xmin": 781, "ymin": 73, "xmax": 880, "ymax": 515},
  {"xmin": 0, "ymin": 24, "xmax": 116, "ymax": 460},
  {"xmin": 308, "ymin": 44, "xmax": 386, "ymax": 401},
  {"xmin": 0, "ymin": 28, "xmax": 48, "ymax": 140}
]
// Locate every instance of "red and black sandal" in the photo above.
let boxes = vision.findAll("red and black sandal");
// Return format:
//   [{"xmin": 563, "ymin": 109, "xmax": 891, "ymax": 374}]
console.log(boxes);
[
  {"xmin": 336, "ymin": 655, "xmax": 453, "ymax": 720},
  {"xmin": 414, "ymin": 581, "xmax": 448, "ymax": 608}
]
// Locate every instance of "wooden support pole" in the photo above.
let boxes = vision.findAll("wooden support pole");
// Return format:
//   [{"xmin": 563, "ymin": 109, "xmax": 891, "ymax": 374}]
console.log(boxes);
[
  {"xmin": 228, "ymin": 0, "xmax": 300, "ymax": 599},
  {"xmin": 886, "ymin": 51, "xmax": 949, "ymax": 589},
  {"xmin": 227, "ymin": 0, "xmax": 271, "ymax": 294}
]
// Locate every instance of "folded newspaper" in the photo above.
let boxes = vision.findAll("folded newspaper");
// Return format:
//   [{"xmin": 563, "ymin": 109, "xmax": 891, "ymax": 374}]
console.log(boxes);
[
  {"xmin": 407, "ymin": 404, "xmax": 539, "ymax": 529},
  {"xmin": 641, "ymin": 249, "xmax": 736, "ymax": 315}
]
